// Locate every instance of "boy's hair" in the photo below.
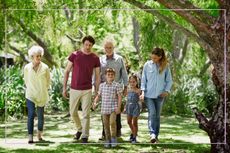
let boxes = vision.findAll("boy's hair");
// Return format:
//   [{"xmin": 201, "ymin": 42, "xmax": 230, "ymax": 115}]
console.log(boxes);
[
  {"xmin": 82, "ymin": 35, "xmax": 95, "ymax": 45},
  {"xmin": 105, "ymin": 68, "xmax": 115, "ymax": 75}
]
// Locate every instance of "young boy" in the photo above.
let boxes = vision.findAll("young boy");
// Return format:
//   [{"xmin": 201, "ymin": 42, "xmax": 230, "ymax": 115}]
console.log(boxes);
[{"xmin": 93, "ymin": 68, "xmax": 122, "ymax": 148}]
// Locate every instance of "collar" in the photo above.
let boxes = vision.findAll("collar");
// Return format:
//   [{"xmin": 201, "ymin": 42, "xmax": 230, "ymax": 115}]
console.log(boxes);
[
  {"xmin": 106, "ymin": 53, "xmax": 120, "ymax": 60},
  {"xmin": 105, "ymin": 81, "xmax": 115, "ymax": 85},
  {"xmin": 106, "ymin": 53, "xmax": 115, "ymax": 60}
]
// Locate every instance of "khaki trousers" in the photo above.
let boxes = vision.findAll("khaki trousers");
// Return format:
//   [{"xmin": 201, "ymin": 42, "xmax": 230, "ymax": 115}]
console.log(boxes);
[
  {"xmin": 103, "ymin": 112, "xmax": 117, "ymax": 141},
  {"xmin": 69, "ymin": 88, "xmax": 92, "ymax": 138}
]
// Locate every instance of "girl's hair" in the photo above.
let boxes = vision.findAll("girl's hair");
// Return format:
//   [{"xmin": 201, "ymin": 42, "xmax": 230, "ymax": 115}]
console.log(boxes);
[
  {"xmin": 152, "ymin": 47, "xmax": 168, "ymax": 73},
  {"xmin": 129, "ymin": 74, "xmax": 139, "ymax": 88}
]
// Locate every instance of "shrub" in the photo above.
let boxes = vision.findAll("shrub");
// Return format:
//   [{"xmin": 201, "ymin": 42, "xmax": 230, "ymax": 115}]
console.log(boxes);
[
  {"xmin": 0, "ymin": 66, "xmax": 26, "ymax": 119},
  {"xmin": 48, "ymin": 67, "xmax": 69, "ymax": 112}
]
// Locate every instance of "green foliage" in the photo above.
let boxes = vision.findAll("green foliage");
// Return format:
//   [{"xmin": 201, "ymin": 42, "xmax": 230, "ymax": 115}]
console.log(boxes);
[
  {"xmin": 0, "ymin": 66, "xmax": 70, "ymax": 119},
  {"xmin": 163, "ymin": 74, "xmax": 217, "ymax": 117},
  {"xmin": 0, "ymin": 66, "xmax": 25, "ymax": 119},
  {"xmin": 192, "ymin": 75, "xmax": 218, "ymax": 116},
  {"xmin": 1, "ymin": 1, "xmax": 219, "ymax": 118},
  {"xmin": 190, "ymin": 0, "xmax": 219, "ymax": 17},
  {"xmin": 48, "ymin": 67, "xmax": 68, "ymax": 112},
  {"xmin": 134, "ymin": 12, "xmax": 174, "ymax": 63},
  {"xmin": 163, "ymin": 43, "xmax": 217, "ymax": 116},
  {"xmin": 0, "ymin": 10, "xmax": 4, "ymax": 50}
]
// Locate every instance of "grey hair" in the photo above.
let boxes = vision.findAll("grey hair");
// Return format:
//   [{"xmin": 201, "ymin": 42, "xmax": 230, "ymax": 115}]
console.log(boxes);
[
  {"xmin": 103, "ymin": 37, "xmax": 115, "ymax": 46},
  {"xmin": 28, "ymin": 45, "xmax": 44, "ymax": 58}
]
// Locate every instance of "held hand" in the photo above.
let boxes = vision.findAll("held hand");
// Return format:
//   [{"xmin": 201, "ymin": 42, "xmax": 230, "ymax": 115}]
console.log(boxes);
[
  {"xmin": 123, "ymin": 88, "xmax": 127, "ymax": 96},
  {"xmin": 123, "ymin": 108, "xmax": 126, "ymax": 113},
  {"xmin": 139, "ymin": 94, "xmax": 144, "ymax": 101},
  {"xmin": 92, "ymin": 101, "xmax": 97, "ymax": 110},
  {"xmin": 160, "ymin": 92, "xmax": 169, "ymax": 98},
  {"xmin": 115, "ymin": 107, "xmax": 121, "ymax": 114}
]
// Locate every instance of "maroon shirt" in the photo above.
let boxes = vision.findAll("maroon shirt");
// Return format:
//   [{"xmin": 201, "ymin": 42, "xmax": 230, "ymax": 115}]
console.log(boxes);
[{"xmin": 68, "ymin": 50, "xmax": 100, "ymax": 90}]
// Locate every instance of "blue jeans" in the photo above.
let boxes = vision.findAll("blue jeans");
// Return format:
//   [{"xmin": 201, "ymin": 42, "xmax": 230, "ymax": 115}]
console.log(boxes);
[
  {"xmin": 145, "ymin": 97, "xmax": 164, "ymax": 137},
  {"xmin": 26, "ymin": 99, "xmax": 44, "ymax": 135}
]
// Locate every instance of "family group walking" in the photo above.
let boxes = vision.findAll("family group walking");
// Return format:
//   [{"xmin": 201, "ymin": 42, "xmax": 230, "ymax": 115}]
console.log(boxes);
[{"xmin": 23, "ymin": 35, "xmax": 173, "ymax": 147}]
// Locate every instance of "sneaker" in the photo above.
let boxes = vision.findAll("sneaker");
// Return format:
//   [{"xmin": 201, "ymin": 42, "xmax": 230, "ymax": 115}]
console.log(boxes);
[
  {"xmin": 132, "ymin": 137, "xmax": 137, "ymax": 143},
  {"xmin": 117, "ymin": 130, "xmax": 121, "ymax": 137},
  {"xmin": 111, "ymin": 137, "xmax": 117, "ymax": 147},
  {"xmin": 104, "ymin": 140, "xmax": 111, "ymax": 148},
  {"xmin": 81, "ymin": 138, "xmax": 88, "ymax": 143},
  {"xmin": 129, "ymin": 134, "xmax": 133, "ymax": 142},
  {"xmin": 74, "ymin": 131, "xmax": 82, "ymax": 140},
  {"xmin": 28, "ymin": 134, "xmax": 33, "ymax": 144},
  {"xmin": 150, "ymin": 134, "xmax": 156, "ymax": 143}
]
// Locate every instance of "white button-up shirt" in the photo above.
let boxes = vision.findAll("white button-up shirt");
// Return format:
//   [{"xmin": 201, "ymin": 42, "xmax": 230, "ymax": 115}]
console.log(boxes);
[{"xmin": 24, "ymin": 62, "xmax": 51, "ymax": 107}]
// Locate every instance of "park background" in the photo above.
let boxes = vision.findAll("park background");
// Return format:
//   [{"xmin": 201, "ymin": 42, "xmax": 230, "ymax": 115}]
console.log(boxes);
[{"xmin": 0, "ymin": 0, "xmax": 229, "ymax": 153}]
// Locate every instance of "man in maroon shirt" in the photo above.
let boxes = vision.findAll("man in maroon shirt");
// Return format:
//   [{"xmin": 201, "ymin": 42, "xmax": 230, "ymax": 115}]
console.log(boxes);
[{"xmin": 62, "ymin": 35, "xmax": 100, "ymax": 143}]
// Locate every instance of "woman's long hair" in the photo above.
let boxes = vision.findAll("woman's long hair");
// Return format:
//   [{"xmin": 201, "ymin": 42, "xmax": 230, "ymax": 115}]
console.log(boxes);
[{"xmin": 152, "ymin": 47, "xmax": 168, "ymax": 73}]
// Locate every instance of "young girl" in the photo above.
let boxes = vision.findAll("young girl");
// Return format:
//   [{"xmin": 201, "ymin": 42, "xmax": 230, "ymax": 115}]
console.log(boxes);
[{"xmin": 124, "ymin": 75, "xmax": 141, "ymax": 143}]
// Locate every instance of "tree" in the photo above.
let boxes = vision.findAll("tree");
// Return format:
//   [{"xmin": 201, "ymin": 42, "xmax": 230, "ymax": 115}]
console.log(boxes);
[{"xmin": 123, "ymin": 0, "xmax": 230, "ymax": 152}]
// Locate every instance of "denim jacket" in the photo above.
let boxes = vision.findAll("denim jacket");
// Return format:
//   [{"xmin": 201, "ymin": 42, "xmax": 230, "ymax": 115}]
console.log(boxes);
[{"xmin": 141, "ymin": 60, "xmax": 173, "ymax": 98}]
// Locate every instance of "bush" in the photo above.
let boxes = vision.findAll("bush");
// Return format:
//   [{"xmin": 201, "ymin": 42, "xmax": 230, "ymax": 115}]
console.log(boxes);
[
  {"xmin": 48, "ymin": 67, "xmax": 69, "ymax": 112},
  {"xmin": 162, "ymin": 74, "xmax": 217, "ymax": 117},
  {"xmin": 0, "ymin": 66, "xmax": 26, "ymax": 119},
  {"xmin": 0, "ymin": 66, "xmax": 69, "ymax": 119}
]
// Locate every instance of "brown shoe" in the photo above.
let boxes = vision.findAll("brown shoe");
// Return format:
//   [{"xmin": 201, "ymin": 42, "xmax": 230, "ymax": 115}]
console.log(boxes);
[
  {"xmin": 150, "ymin": 134, "xmax": 157, "ymax": 143},
  {"xmin": 74, "ymin": 131, "xmax": 82, "ymax": 140},
  {"xmin": 151, "ymin": 138, "xmax": 156, "ymax": 143},
  {"xmin": 81, "ymin": 138, "xmax": 88, "ymax": 143}
]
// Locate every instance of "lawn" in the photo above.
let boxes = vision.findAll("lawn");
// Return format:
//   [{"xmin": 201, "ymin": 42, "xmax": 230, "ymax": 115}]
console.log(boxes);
[{"xmin": 0, "ymin": 110, "xmax": 210, "ymax": 153}]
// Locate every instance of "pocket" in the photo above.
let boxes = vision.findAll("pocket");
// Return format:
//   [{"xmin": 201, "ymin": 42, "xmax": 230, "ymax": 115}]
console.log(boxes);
[{"xmin": 147, "ymin": 69, "xmax": 155, "ymax": 80}]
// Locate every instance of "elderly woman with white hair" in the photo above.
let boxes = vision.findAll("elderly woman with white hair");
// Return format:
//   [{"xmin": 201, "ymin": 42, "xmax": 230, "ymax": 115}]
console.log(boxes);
[{"xmin": 24, "ymin": 45, "xmax": 51, "ymax": 144}]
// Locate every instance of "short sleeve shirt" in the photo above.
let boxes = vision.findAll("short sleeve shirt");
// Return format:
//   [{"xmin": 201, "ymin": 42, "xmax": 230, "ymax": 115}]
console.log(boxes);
[
  {"xmin": 68, "ymin": 51, "xmax": 100, "ymax": 90},
  {"xmin": 98, "ymin": 81, "xmax": 123, "ymax": 114}
]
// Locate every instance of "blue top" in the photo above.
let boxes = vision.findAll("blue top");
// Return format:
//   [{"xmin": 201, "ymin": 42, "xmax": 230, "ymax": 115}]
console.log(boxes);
[
  {"xmin": 127, "ymin": 91, "xmax": 139, "ymax": 104},
  {"xmin": 141, "ymin": 60, "xmax": 173, "ymax": 98}
]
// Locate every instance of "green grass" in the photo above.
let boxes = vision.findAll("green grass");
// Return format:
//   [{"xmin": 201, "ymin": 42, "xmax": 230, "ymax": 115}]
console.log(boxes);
[{"xmin": 0, "ymin": 111, "xmax": 210, "ymax": 153}]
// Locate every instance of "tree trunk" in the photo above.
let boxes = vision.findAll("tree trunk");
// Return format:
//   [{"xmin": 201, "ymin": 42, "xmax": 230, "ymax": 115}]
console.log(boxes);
[
  {"xmin": 205, "ymin": 66, "xmax": 230, "ymax": 153},
  {"xmin": 8, "ymin": 15, "xmax": 56, "ymax": 67},
  {"xmin": 132, "ymin": 16, "xmax": 141, "ymax": 61}
]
